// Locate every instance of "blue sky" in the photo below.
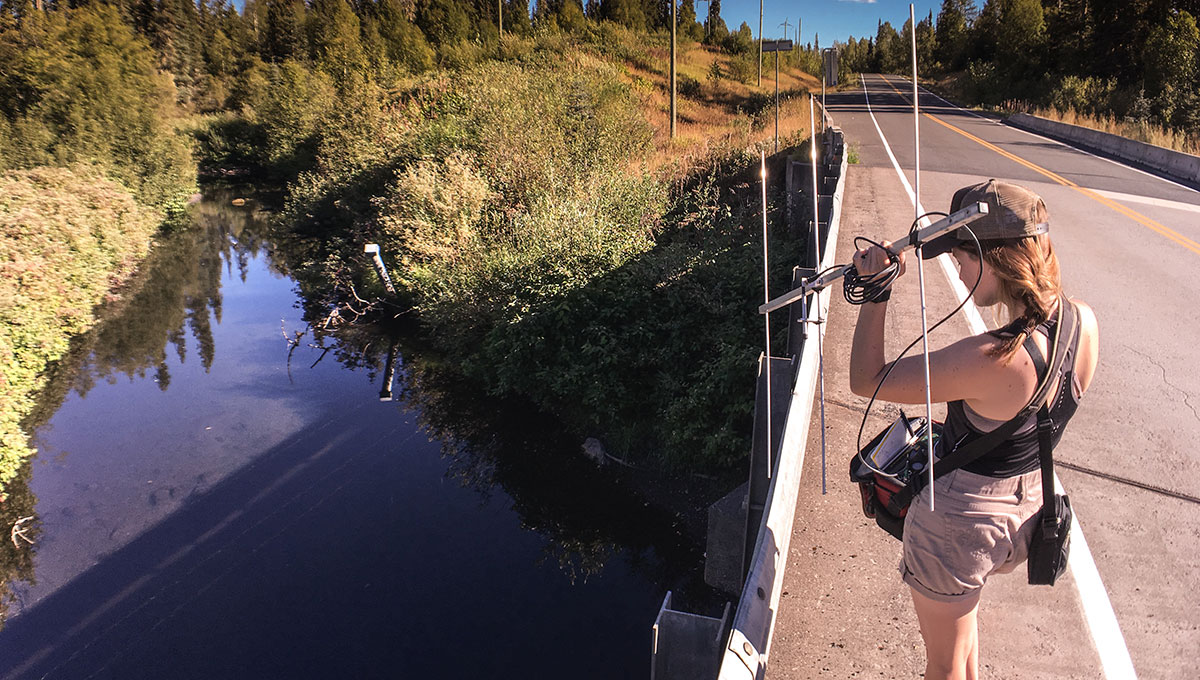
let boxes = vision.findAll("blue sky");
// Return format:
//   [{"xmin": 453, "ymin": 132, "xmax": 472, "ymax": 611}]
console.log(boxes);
[
  {"xmin": 228, "ymin": 0, "xmax": 942, "ymax": 51},
  {"xmin": 705, "ymin": 0, "xmax": 943, "ymax": 46}
]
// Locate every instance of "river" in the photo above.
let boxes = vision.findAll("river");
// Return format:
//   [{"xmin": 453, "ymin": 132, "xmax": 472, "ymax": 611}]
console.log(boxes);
[{"xmin": 0, "ymin": 190, "xmax": 719, "ymax": 679}]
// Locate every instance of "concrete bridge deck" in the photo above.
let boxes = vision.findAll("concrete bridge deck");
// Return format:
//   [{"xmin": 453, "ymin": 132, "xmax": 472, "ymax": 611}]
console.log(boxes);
[{"xmin": 769, "ymin": 75, "xmax": 1200, "ymax": 679}]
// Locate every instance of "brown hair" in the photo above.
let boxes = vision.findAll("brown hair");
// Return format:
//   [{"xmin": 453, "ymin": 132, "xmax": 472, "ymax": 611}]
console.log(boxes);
[{"xmin": 961, "ymin": 234, "xmax": 1062, "ymax": 358}]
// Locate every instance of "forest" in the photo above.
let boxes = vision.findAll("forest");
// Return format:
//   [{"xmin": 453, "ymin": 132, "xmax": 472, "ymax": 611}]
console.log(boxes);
[
  {"xmin": 836, "ymin": 0, "xmax": 1200, "ymax": 151},
  {"xmin": 2, "ymin": 0, "xmax": 1199, "ymax": 499}
]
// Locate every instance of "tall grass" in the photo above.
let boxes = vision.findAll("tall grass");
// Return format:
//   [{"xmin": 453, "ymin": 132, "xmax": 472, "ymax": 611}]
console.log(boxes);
[{"xmin": 1002, "ymin": 99, "xmax": 1200, "ymax": 156}]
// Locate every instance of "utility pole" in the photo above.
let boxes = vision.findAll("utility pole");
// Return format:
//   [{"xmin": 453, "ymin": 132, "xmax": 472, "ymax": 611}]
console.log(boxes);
[
  {"xmin": 779, "ymin": 18, "xmax": 791, "ymax": 43},
  {"xmin": 757, "ymin": 0, "xmax": 763, "ymax": 87},
  {"xmin": 670, "ymin": 0, "xmax": 677, "ymax": 138}
]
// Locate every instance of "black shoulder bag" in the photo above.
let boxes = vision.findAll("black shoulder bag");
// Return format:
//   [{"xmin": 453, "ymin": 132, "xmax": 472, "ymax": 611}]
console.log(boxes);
[
  {"xmin": 852, "ymin": 302, "xmax": 1079, "ymax": 587},
  {"xmin": 1026, "ymin": 302, "xmax": 1081, "ymax": 586}
]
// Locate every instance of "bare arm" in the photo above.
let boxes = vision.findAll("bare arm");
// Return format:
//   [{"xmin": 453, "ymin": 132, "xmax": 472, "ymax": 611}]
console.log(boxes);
[{"xmin": 847, "ymin": 242, "xmax": 1024, "ymax": 407}]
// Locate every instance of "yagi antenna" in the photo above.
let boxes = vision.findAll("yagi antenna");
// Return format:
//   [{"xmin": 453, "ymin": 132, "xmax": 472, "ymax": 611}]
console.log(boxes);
[
  {"xmin": 908, "ymin": 2, "xmax": 937, "ymax": 511},
  {"xmin": 760, "ymin": 150, "xmax": 774, "ymax": 479},
  {"xmin": 757, "ymin": 202, "xmax": 988, "ymax": 315}
]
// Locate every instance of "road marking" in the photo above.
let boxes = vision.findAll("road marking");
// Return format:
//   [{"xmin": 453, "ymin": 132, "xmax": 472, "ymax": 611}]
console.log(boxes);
[
  {"xmin": 878, "ymin": 74, "xmax": 1200, "ymax": 196},
  {"xmin": 858, "ymin": 74, "xmax": 1139, "ymax": 680},
  {"xmin": 873, "ymin": 76, "xmax": 1200, "ymax": 257},
  {"xmin": 1087, "ymin": 188, "xmax": 1200, "ymax": 214},
  {"xmin": 859, "ymin": 74, "xmax": 986, "ymax": 332}
]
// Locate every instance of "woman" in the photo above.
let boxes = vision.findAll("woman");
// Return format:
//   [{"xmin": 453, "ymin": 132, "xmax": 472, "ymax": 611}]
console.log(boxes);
[{"xmin": 848, "ymin": 180, "xmax": 1100, "ymax": 680}]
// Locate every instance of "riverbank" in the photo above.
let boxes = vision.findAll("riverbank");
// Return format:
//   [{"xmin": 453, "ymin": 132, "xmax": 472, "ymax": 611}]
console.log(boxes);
[
  {"xmin": 245, "ymin": 36, "xmax": 820, "ymax": 477},
  {"xmin": 0, "ymin": 168, "xmax": 164, "ymax": 495}
]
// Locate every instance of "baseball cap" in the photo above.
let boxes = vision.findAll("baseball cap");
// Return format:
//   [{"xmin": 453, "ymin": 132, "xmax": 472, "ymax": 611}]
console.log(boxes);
[{"xmin": 920, "ymin": 179, "xmax": 1050, "ymax": 259}]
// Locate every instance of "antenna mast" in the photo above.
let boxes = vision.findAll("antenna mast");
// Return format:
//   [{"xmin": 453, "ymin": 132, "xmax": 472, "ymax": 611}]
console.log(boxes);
[{"xmin": 909, "ymin": 3, "xmax": 936, "ymax": 510}]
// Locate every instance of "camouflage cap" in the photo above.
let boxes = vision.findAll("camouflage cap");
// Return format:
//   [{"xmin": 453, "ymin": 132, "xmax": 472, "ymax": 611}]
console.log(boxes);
[{"xmin": 921, "ymin": 179, "xmax": 1050, "ymax": 259}]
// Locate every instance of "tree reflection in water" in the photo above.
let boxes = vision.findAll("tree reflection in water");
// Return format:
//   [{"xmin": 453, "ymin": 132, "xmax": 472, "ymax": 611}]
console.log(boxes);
[
  {"xmin": 2, "ymin": 187, "xmax": 721, "ymax": 631},
  {"xmin": 5, "ymin": 189, "xmax": 273, "ymax": 630}
]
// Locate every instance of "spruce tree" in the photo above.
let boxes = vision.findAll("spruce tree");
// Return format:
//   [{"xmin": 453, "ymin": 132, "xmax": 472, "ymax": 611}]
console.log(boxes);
[
  {"xmin": 375, "ymin": 0, "xmax": 434, "ymax": 72},
  {"xmin": 265, "ymin": 0, "xmax": 306, "ymax": 63},
  {"xmin": 934, "ymin": 0, "xmax": 972, "ymax": 71},
  {"xmin": 416, "ymin": 0, "xmax": 471, "ymax": 47},
  {"xmin": 307, "ymin": 0, "xmax": 367, "ymax": 81}
]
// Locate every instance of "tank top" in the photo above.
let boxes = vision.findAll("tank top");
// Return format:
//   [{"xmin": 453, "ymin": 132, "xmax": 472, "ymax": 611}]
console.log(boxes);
[{"xmin": 941, "ymin": 307, "xmax": 1083, "ymax": 478}]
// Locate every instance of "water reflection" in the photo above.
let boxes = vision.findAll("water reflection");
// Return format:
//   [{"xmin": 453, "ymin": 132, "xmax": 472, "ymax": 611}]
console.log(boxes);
[
  {"xmin": 3, "ymin": 186, "xmax": 718, "ymax": 659},
  {"xmin": 0, "ymin": 464, "xmax": 36, "ymax": 630},
  {"xmin": 4, "ymin": 189, "xmax": 274, "ymax": 626}
]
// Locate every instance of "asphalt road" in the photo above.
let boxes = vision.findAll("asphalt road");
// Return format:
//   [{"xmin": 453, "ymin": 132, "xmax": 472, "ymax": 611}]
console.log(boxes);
[{"xmin": 771, "ymin": 74, "xmax": 1200, "ymax": 679}]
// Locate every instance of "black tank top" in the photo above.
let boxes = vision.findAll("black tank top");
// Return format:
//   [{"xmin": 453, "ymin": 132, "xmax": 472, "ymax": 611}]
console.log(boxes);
[{"xmin": 941, "ymin": 310, "xmax": 1083, "ymax": 478}]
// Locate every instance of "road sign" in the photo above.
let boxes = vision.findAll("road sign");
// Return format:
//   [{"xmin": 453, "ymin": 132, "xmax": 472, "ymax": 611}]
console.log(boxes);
[
  {"xmin": 822, "ymin": 48, "xmax": 838, "ymax": 87},
  {"xmin": 761, "ymin": 39, "xmax": 793, "ymax": 53}
]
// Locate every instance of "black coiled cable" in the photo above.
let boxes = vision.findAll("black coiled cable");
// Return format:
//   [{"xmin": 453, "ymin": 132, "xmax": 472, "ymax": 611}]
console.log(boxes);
[
  {"xmin": 843, "ymin": 236, "xmax": 902, "ymax": 304},
  {"xmin": 841, "ymin": 212, "xmax": 950, "ymax": 306},
  {"xmin": 852, "ymin": 215, "xmax": 983, "ymax": 454}
]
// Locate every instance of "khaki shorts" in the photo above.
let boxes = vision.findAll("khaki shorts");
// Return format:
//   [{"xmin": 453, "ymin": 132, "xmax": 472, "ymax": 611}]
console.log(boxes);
[{"xmin": 899, "ymin": 467, "xmax": 1045, "ymax": 602}]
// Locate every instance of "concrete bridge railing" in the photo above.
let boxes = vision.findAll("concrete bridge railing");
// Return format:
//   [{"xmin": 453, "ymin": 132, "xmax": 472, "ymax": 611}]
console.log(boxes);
[{"xmin": 1008, "ymin": 112, "xmax": 1200, "ymax": 186}]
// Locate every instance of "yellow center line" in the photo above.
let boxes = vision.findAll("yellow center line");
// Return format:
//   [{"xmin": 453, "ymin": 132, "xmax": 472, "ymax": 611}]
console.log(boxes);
[{"xmin": 873, "ymin": 75, "xmax": 1200, "ymax": 256}]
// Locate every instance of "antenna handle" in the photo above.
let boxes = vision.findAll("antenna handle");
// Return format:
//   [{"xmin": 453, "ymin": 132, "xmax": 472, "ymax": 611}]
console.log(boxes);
[{"xmin": 757, "ymin": 201, "xmax": 988, "ymax": 315}]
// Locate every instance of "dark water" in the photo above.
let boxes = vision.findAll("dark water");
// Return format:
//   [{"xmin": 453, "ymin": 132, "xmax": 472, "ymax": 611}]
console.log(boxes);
[{"xmin": 0, "ymin": 191, "xmax": 717, "ymax": 679}]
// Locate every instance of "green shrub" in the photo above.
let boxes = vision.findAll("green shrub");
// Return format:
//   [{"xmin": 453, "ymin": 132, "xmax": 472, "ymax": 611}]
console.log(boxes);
[
  {"xmin": 188, "ymin": 112, "xmax": 267, "ymax": 170},
  {"xmin": 0, "ymin": 4, "xmax": 195, "ymax": 211},
  {"xmin": 0, "ymin": 168, "xmax": 161, "ymax": 492},
  {"xmin": 1048, "ymin": 75, "xmax": 1116, "ymax": 116},
  {"xmin": 257, "ymin": 60, "xmax": 338, "ymax": 167},
  {"xmin": 678, "ymin": 74, "xmax": 702, "ymax": 98},
  {"xmin": 727, "ymin": 52, "xmax": 756, "ymax": 84},
  {"xmin": 965, "ymin": 59, "xmax": 1003, "ymax": 106}
]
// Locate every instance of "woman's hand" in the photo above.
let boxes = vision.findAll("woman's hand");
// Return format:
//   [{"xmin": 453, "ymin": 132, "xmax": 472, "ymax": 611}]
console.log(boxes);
[{"xmin": 852, "ymin": 240, "xmax": 905, "ymax": 284}]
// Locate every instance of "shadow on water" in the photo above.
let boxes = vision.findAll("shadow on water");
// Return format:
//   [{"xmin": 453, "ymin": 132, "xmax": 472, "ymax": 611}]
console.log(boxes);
[
  {"xmin": 0, "ymin": 189, "xmax": 277, "ymax": 633},
  {"xmin": 1, "ymin": 185, "xmax": 727, "ymax": 677}
]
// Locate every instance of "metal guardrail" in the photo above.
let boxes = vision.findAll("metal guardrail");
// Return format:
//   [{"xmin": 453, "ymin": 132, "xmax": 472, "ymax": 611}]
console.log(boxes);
[
  {"xmin": 651, "ymin": 123, "xmax": 849, "ymax": 679},
  {"xmin": 715, "ymin": 126, "xmax": 848, "ymax": 680}
]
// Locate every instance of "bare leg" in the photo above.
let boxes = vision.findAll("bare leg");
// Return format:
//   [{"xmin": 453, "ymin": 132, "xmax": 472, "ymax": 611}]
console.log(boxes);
[{"xmin": 910, "ymin": 586, "xmax": 981, "ymax": 680}]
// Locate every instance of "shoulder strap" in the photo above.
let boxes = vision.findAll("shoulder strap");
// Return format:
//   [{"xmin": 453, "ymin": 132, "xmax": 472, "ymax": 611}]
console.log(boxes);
[
  {"xmin": 886, "ymin": 301, "xmax": 1079, "ymax": 515},
  {"xmin": 1035, "ymin": 301, "xmax": 1082, "ymax": 534}
]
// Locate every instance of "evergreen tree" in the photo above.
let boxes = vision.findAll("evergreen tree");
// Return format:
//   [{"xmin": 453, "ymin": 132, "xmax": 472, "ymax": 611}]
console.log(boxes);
[
  {"xmin": 600, "ymin": 0, "xmax": 646, "ymax": 31},
  {"xmin": 727, "ymin": 20, "xmax": 752, "ymax": 54},
  {"xmin": 1042, "ymin": 0, "xmax": 1091, "ymax": 75},
  {"xmin": 307, "ymin": 0, "xmax": 367, "ymax": 81},
  {"xmin": 992, "ymin": 0, "xmax": 1045, "ymax": 78},
  {"xmin": 1143, "ymin": 10, "xmax": 1199, "ymax": 127},
  {"xmin": 265, "ymin": 0, "xmax": 306, "ymax": 63},
  {"xmin": 934, "ymin": 0, "xmax": 973, "ymax": 71},
  {"xmin": 375, "ymin": 0, "xmax": 434, "ymax": 72},
  {"xmin": 557, "ymin": 0, "xmax": 585, "ymax": 32},
  {"xmin": 915, "ymin": 11, "xmax": 937, "ymax": 73},
  {"xmin": 678, "ymin": 0, "xmax": 702, "ymax": 41},
  {"xmin": 704, "ymin": 0, "xmax": 727, "ymax": 43},
  {"xmin": 968, "ymin": 0, "xmax": 1000, "ymax": 63},
  {"xmin": 416, "ymin": 0, "xmax": 472, "ymax": 46},
  {"xmin": 503, "ymin": 0, "xmax": 531, "ymax": 34},
  {"xmin": 874, "ymin": 20, "xmax": 902, "ymax": 73}
]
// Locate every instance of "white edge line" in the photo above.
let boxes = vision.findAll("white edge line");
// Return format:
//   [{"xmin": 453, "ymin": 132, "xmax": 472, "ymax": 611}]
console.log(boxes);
[
  {"xmin": 861, "ymin": 73, "xmax": 1137, "ymax": 680},
  {"xmin": 1087, "ymin": 188, "xmax": 1200, "ymax": 214},
  {"xmin": 879, "ymin": 74, "xmax": 1200, "ymax": 196}
]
